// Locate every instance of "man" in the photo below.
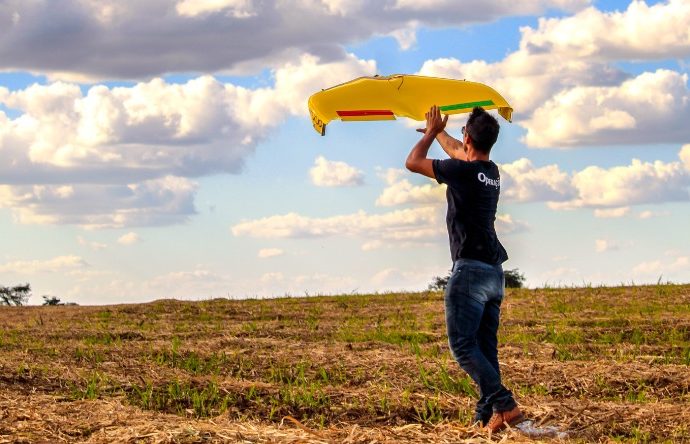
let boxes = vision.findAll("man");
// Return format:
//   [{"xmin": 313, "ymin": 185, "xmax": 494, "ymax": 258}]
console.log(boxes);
[{"xmin": 405, "ymin": 105, "xmax": 523, "ymax": 433}]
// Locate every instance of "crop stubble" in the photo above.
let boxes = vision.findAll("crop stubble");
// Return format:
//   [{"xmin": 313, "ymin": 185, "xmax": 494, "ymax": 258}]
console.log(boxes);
[{"xmin": 0, "ymin": 284, "xmax": 688, "ymax": 443}]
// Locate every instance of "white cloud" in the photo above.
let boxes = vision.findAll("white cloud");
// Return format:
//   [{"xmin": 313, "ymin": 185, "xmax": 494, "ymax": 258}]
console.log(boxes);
[
  {"xmin": 392, "ymin": 0, "xmax": 589, "ymax": 13},
  {"xmin": 360, "ymin": 240, "xmax": 435, "ymax": 251},
  {"xmin": 637, "ymin": 210, "xmax": 670, "ymax": 219},
  {"xmin": 258, "ymin": 271, "xmax": 358, "ymax": 296},
  {"xmin": 66, "ymin": 268, "xmax": 114, "ymax": 283},
  {"xmin": 0, "ymin": 55, "xmax": 373, "ymax": 184},
  {"xmin": 0, "ymin": 255, "xmax": 87, "ymax": 274},
  {"xmin": 673, "ymin": 257, "xmax": 690, "ymax": 269},
  {"xmin": 418, "ymin": 50, "xmax": 626, "ymax": 118},
  {"xmin": 503, "ymin": 147, "xmax": 690, "ymax": 210},
  {"xmin": 680, "ymin": 144, "xmax": 690, "ymax": 170},
  {"xmin": 0, "ymin": 176, "xmax": 198, "ymax": 228},
  {"xmin": 150, "ymin": 269, "xmax": 222, "ymax": 283},
  {"xmin": 417, "ymin": 1, "xmax": 690, "ymax": 148},
  {"xmin": 0, "ymin": 54, "xmax": 374, "ymax": 227},
  {"xmin": 2, "ymin": 77, "xmax": 233, "ymax": 182},
  {"xmin": 521, "ymin": 0, "xmax": 690, "ymax": 61},
  {"xmin": 537, "ymin": 266, "xmax": 580, "ymax": 284},
  {"xmin": 375, "ymin": 148, "xmax": 690, "ymax": 212},
  {"xmin": 310, "ymin": 156, "xmax": 364, "ymax": 187},
  {"xmin": 261, "ymin": 272, "xmax": 285, "ymax": 283},
  {"xmin": 500, "ymin": 159, "xmax": 576, "ymax": 202},
  {"xmin": 0, "ymin": 0, "xmax": 586, "ymax": 80},
  {"xmin": 140, "ymin": 268, "xmax": 231, "ymax": 300},
  {"xmin": 319, "ymin": 0, "xmax": 368, "ymax": 16},
  {"xmin": 632, "ymin": 260, "xmax": 664, "ymax": 275},
  {"xmin": 175, "ymin": 0, "xmax": 256, "ymax": 18},
  {"xmin": 32, "ymin": 263, "xmax": 410, "ymax": 303},
  {"xmin": 117, "ymin": 232, "xmax": 141, "ymax": 245},
  {"xmin": 253, "ymin": 53, "xmax": 376, "ymax": 120},
  {"xmin": 595, "ymin": 239, "xmax": 619, "ymax": 252},
  {"xmin": 52, "ymin": 266, "xmax": 232, "ymax": 304},
  {"xmin": 376, "ymin": 177, "xmax": 445, "ymax": 206},
  {"xmin": 496, "ymin": 214, "xmax": 529, "ymax": 235},
  {"xmin": 231, "ymin": 207, "xmax": 444, "ymax": 243},
  {"xmin": 258, "ymin": 248, "xmax": 284, "ymax": 258},
  {"xmin": 77, "ymin": 236, "xmax": 108, "ymax": 250},
  {"xmin": 523, "ymin": 70, "xmax": 690, "ymax": 147},
  {"xmin": 360, "ymin": 240, "xmax": 385, "ymax": 251},
  {"xmin": 375, "ymin": 160, "xmax": 576, "ymax": 207},
  {"xmin": 234, "ymin": 165, "xmax": 529, "ymax": 246},
  {"xmin": 549, "ymin": 155, "xmax": 690, "ymax": 209},
  {"xmin": 593, "ymin": 207, "xmax": 630, "ymax": 218},
  {"xmin": 377, "ymin": 168, "xmax": 407, "ymax": 185},
  {"xmin": 632, "ymin": 255, "xmax": 689, "ymax": 279},
  {"xmin": 1, "ymin": 54, "xmax": 373, "ymax": 177},
  {"xmin": 388, "ymin": 24, "xmax": 419, "ymax": 50},
  {"xmin": 375, "ymin": 162, "xmax": 575, "ymax": 207},
  {"xmin": 369, "ymin": 267, "xmax": 435, "ymax": 292}
]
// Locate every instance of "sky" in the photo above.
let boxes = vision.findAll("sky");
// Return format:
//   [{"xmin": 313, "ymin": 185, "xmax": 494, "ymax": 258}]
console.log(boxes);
[{"xmin": 1, "ymin": 0, "xmax": 689, "ymax": 305}]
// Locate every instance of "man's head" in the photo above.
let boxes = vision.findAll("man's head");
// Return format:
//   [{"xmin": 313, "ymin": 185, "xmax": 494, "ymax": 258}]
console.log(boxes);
[{"xmin": 464, "ymin": 107, "xmax": 500, "ymax": 154}]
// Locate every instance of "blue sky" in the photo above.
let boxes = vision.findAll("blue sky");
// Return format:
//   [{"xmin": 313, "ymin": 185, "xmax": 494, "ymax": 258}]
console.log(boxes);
[{"xmin": 1, "ymin": 0, "xmax": 689, "ymax": 304}]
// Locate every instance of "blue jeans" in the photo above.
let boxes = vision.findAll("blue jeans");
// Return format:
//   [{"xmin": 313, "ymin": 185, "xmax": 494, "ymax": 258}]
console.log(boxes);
[{"xmin": 444, "ymin": 258, "xmax": 516, "ymax": 424}]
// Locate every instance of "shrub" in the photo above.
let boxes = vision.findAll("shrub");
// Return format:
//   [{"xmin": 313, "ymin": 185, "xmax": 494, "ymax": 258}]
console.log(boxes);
[
  {"xmin": 429, "ymin": 268, "xmax": 526, "ymax": 291},
  {"xmin": 0, "ymin": 284, "xmax": 31, "ymax": 306},
  {"xmin": 504, "ymin": 269, "xmax": 526, "ymax": 288}
]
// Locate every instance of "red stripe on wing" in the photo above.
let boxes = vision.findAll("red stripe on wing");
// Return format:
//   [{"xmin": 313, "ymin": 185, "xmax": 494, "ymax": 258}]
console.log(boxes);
[{"xmin": 336, "ymin": 110, "xmax": 394, "ymax": 117}]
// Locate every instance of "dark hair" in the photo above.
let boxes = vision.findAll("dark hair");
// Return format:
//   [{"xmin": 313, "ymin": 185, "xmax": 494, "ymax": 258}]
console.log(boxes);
[{"xmin": 466, "ymin": 107, "xmax": 499, "ymax": 154}]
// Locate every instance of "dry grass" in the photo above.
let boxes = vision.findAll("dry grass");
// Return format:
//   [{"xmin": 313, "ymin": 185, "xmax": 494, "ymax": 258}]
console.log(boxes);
[{"xmin": 1, "ymin": 284, "xmax": 689, "ymax": 443}]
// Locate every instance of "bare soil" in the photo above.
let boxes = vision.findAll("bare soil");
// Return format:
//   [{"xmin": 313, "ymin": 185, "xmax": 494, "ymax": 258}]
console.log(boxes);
[{"xmin": 1, "ymin": 284, "xmax": 688, "ymax": 443}]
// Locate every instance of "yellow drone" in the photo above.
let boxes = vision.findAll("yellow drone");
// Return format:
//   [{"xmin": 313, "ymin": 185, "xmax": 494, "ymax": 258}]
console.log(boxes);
[{"xmin": 307, "ymin": 74, "xmax": 513, "ymax": 136}]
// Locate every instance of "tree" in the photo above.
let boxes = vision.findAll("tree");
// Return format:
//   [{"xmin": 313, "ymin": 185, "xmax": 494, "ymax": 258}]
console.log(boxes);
[
  {"xmin": 428, "ymin": 272, "xmax": 451, "ymax": 291},
  {"xmin": 429, "ymin": 268, "xmax": 526, "ymax": 291},
  {"xmin": 42, "ymin": 295, "xmax": 62, "ymax": 306},
  {"xmin": 0, "ymin": 284, "xmax": 31, "ymax": 306},
  {"xmin": 504, "ymin": 269, "xmax": 526, "ymax": 288}
]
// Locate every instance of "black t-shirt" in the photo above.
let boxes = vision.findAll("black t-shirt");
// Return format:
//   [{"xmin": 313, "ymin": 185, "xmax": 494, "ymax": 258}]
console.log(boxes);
[{"xmin": 432, "ymin": 158, "xmax": 508, "ymax": 265}]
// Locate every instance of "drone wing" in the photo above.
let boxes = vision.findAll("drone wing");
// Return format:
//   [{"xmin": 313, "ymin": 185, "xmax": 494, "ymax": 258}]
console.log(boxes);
[{"xmin": 307, "ymin": 74, "xmax": 513, "ymax": 136}]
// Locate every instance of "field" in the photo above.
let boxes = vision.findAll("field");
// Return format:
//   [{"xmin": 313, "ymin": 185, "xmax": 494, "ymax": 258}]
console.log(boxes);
[{"xmin": 1, "ymin": 284, "xmax": 689, "ymax": 443}]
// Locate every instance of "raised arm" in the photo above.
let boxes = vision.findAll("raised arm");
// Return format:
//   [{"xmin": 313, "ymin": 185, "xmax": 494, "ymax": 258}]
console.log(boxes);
[
  {"xmin": 416, "ymin": 117, "xmax": 467, "ymax": 161},
  {"xmin": 435, "ymin": 130, "xmax": 467, "ymax": 161},
  {"xmin": 406, "ymin": 105, "xmax": 447, "ymax": 179}
]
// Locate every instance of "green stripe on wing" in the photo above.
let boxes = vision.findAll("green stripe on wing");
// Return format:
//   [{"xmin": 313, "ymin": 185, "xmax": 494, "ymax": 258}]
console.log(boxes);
[{"xmin": 439, "ymin": 100, "xmax": 495, "ymax": 112}]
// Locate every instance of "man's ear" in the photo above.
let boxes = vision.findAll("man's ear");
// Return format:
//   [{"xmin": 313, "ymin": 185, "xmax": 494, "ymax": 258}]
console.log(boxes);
[{"xmin": 464, "ymin": 137, "xmax": 473, "ymax": 153}]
